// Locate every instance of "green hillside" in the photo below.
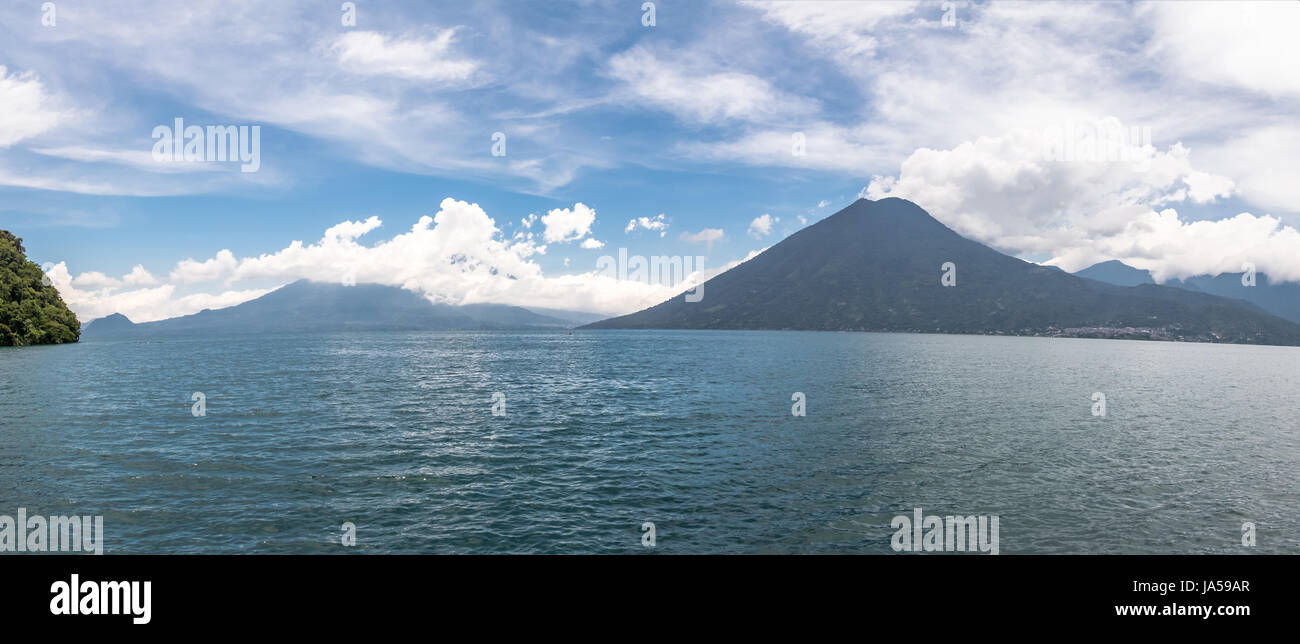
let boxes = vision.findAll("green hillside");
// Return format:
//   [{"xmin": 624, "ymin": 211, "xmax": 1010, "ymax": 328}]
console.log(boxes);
[{"xmin": 0, "ymin": 230, "xmax": 80, "ymax": 346}]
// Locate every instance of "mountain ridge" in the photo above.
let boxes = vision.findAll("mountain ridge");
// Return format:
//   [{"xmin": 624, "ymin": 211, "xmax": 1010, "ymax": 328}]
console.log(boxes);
[
  {"xmin": 82, "ymin": 280, "xmax": 585, "ymax": 339},
  {"xmin": 1074, "ymin": 260, "xmax": 1155, "ymax": 287},
  {"xmin": 1074, "ymin": 260, "xmax": 1300, "ymax": 324},
  {"xmin": 583, "ymin": 198, "xmax": 1300, "ymax": 346}
]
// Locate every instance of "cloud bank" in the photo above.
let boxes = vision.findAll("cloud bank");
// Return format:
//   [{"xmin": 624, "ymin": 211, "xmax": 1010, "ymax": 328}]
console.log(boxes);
[{"xmin": 50, "ymin": 198, "xmax": 762, "ymax": 323}]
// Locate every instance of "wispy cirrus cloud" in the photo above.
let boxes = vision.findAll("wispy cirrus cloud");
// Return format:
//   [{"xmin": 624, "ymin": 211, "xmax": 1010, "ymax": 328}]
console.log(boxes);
[
  {"xmin": 607, "ymin": 46, "xmax": 819, "ymax": 125},
  {"xmin": 8, "ymin": 0, "xmax": 1300, "ymax": 305},
  {"xmin": 331, "ymin": 29, "xmax": 480, "ymax": 82},
  {"xmin": 740, "ymin": 0, "xmax": 922, "ymax": 60},
  {"xmin": 680, "ymin": 227, "xmax": 725, "ymax": 252}
]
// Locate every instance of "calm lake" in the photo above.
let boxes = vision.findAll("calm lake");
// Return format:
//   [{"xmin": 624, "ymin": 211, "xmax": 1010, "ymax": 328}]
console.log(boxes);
[{"xmin": 2, "ymin": 330, "xmax": 1297, "ymax": 553}]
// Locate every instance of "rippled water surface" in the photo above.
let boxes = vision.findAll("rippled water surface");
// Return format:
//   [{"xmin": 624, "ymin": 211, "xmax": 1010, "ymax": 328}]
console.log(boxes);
[{"xmin": 2, "ymin": 330, "xmax": 1298, "ymax": 553}]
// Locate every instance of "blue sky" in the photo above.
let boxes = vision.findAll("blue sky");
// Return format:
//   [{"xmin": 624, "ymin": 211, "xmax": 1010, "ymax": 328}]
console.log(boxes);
[{"xmin": 2, "ymin": 1, "xmax": 1299, "ymax": 321}]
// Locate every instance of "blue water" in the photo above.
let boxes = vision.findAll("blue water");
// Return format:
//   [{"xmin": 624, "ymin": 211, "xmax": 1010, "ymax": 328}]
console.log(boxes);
[{"xmin": 2, "ymin": 330, "xmax": 1298, "ymax": 553}]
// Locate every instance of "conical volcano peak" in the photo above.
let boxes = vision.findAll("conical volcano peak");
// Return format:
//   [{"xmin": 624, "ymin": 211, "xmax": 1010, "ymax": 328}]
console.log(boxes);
[
  {"xmin": 845, "ymin": 196, "xmax": 936, "ymax": 218},
  {"xmin": 585, "ymin": 198, "xmax": 1300, "ymax": 345},
  {"xmin": 815, "ymin": 196, "xmax": 954, "ymax": 240}
]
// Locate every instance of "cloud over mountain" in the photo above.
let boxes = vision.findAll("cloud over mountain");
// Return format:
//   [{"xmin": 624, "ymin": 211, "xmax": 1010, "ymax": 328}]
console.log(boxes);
[
  {"xmin": 47, "ymin": 199, "xmax": 756, "ymax": 323},
  {"xmin": 863, "ymin": 119, "xmax": 1300, "ymax": 282}
]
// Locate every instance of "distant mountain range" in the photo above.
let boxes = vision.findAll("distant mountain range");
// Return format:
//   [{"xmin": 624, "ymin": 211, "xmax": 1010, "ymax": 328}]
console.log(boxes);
[
  {"xmin": 82, "ymin": 280, "xmax": 592, "ymax": 339},
  {"xmin": 584, "ymin": 198, "xmax": 1300, "ymax": 346},
  {"xmin": 1074, "ymin": 260, "xmax": 1300, "ymax": 324}
]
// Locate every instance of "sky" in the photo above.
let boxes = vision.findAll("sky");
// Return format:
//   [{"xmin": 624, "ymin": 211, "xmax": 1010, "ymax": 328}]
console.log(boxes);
[{"xmin": 1, "ymin": 0, "xmax": 1298, "ymax": 323}]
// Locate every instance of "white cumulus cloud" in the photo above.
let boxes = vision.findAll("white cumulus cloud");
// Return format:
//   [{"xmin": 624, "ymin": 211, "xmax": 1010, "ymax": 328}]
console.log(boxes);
[
  {"xmin": 862, "ymin": 120, "xmax": 1300, "ymax": 282},
  {"xmin": 50, "ymin": 198, "xmax": 771, "ymax": 323},
  {"xmin": 625, "ymin": 213, "xmax": 668, "ymax": 234},
  {"xmin": 0, "ymin": 66, "xmax": 68, "ymax": 147},
  {"xmin": 748, "ymin": 214, "xmax": 779, "ymax": 238},
  {"xmin": 540, "ymin": 203, "xmax": 597, "ymax": 243}
]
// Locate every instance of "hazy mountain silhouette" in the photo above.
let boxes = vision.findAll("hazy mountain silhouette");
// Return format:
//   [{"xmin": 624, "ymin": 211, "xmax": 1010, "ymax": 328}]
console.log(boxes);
[
  {"xmin": 1075, "ymin": 260, "xmax": 1300, "ymax": 324},
  {"xmin": 81, "ymin": 312, "xmax": 137, "ymax": 334},
  {"xmin": 82, "ymin": 280, "xmax": 576, "ymax": 339},
  {"xmin": 523, "ymin": 306, "xmax": 609, "ymax": 326},
  {"xmin": 1075, "ymin": 260, "xmax": 1155, "ymax": 287},
  {"xmin": 585, "ymin": 198, "xmax": 1300, "ymax": 346}
]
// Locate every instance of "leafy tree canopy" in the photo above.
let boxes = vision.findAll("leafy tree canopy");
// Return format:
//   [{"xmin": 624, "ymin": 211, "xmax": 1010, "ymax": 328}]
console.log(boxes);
[{"xmin": 0, "ymin": 230, "xmax": 80, "ymax": 346}]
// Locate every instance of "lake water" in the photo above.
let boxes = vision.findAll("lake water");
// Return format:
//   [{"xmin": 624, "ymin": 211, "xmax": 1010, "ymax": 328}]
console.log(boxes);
[{"xmin": 2, "ymin": 330, "xmax": 1298, "ymax": 554}]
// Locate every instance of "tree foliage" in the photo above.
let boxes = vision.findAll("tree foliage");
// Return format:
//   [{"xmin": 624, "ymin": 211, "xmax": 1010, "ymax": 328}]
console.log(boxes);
[{"xmin": 0, "ymin": 230, "xmax": 80, "ymax": 346}]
